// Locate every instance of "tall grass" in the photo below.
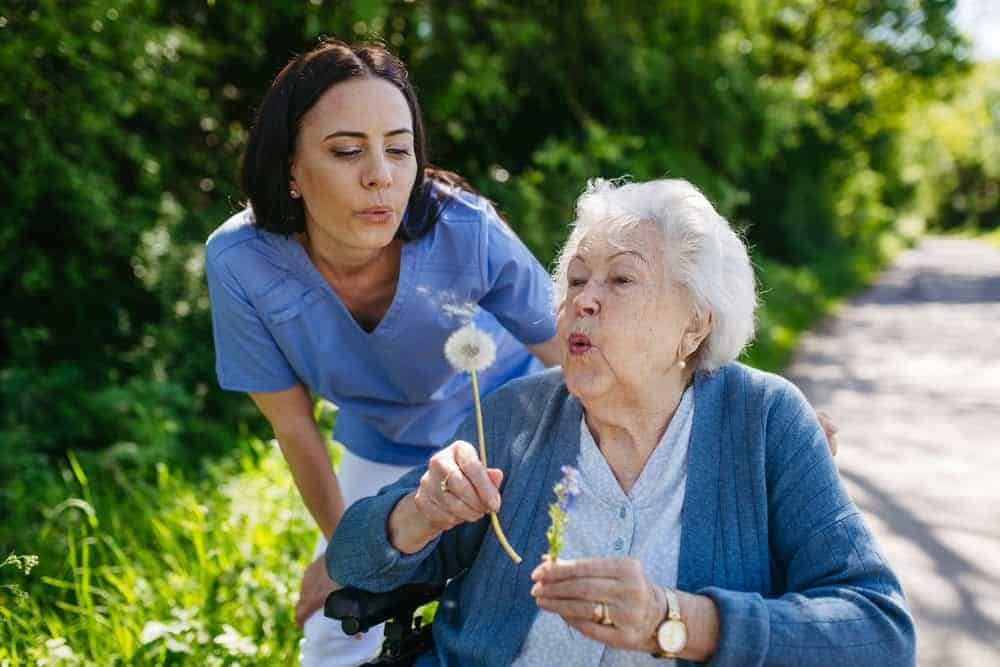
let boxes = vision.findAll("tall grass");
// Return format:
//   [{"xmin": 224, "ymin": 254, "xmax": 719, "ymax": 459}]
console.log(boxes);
[{"xmin": 1, "ymin": 439, "xmax": 315, "ymax": 666}]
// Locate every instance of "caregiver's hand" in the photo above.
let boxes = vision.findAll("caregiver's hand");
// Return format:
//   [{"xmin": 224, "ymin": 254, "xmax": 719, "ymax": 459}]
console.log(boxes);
[
  {"xmin": 294, "ymin": 556, "xmax": 341, "ymax": 628},
  {"xmin": 388, "ymin": 440, "xmax": 503, "ymax": 554},
  {"xmin": 530, "ymin": 556, "xmax": 719, "ymax": 661},
  {"xmin": 816, "ymin": 409, "xmax": 839, "ymax": 456}
]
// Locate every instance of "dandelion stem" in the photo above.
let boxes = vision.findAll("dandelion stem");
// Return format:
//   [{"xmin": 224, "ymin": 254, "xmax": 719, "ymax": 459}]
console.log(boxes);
[{"xmin": 470, "ymin": 369, "xmax": 521, "ymax": 564}]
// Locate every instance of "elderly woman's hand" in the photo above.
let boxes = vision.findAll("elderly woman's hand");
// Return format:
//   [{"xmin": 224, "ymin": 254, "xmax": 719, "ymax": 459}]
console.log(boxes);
[
  {"xmin": 387, "ymin": 440, "xmax": 503, "ymax": 553},
  {"xmin": 529, "ymin": 556, "xmax": 666, "ymax": 653},
  {"xmin": 530, "ymin": 556, "xmax": 721, "ymax": 660}
]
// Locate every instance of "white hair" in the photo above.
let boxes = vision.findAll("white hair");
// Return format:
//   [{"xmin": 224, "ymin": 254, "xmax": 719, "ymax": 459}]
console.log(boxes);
[{"xmin": 552, "ymin": 178, "xmax": 757, "ymax": 372}]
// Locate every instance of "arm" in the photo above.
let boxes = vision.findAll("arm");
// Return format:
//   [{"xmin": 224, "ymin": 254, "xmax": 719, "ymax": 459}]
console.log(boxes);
[
  {"xmin": 249, "ymin": 385, "xmax": 345, "ymax": 539},
  {"xmin": 250, "ymin": 385, "xmax": 346, "ymax": 627},
  {"xmin": 327, "ymin": 441, "xmax": 496, "ymax": 592},
  {"xmin": 699, "ymin": 384, "xmax": 914, "ymax": 666},
  {"xmin": 527, "ymin": 336, "xmax": 562, "ymax": 367}
]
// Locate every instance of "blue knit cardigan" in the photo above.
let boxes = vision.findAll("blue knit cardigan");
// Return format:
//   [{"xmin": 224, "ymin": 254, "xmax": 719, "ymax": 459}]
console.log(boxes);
[{"xmin": 328, "ymin": 364, "xmax": 915, "ymax": 666}]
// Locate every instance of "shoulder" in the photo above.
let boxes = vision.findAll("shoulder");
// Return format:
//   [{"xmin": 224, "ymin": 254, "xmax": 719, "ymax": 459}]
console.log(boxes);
[
  {"xmin": 204, "ymin": 208, "xmax": 292, "ymax": 295},
  {"xmin": 429, "ymin": 180, "xmax": 499, "ymax": 225},
  {"xmin": 410, "ymin": 183, "xmax": 503, "ymax": 273},
  {"xmin": 483, "ymin": 367, "xmax": 568, "ymax": 419},
  {"xmin": 205, "ymin": 208, "xmax": 261, "ymax": 264},
  {"xmin": 697, "ymin": 362, "xmax": 811, "ymax": 423}
]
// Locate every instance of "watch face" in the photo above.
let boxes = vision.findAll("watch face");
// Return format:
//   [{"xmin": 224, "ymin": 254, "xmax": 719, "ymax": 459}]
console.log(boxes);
[{"xmin": 657, "ymin": 620, "xmax": 688, "ymax": 654}]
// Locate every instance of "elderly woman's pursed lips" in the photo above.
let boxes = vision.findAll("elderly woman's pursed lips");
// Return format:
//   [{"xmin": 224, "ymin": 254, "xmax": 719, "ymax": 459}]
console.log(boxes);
[{"xmin": 567, "ymin": 332, "xmax": 593, "ymax": 355}]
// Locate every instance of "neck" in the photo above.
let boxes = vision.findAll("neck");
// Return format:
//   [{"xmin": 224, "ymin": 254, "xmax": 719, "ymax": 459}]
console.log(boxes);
[
  {"xmin": 298, "ymin": 228, "xmax": 395, "ymax": 279},
  {"xmin": 582, "ymin": 372, "xmax": 688, "ymax": 469}
]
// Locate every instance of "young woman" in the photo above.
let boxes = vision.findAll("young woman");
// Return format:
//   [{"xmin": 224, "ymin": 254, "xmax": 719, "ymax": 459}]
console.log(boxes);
[{"xmin": 205, "ymin": 39, "xmax": 560, "ymax": 666}]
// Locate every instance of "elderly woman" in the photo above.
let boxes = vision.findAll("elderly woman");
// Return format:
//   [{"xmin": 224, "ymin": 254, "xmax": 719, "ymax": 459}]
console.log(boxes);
[{"xmin": 327, "ymin": 179, "xmax": 914, "ymax": 666}]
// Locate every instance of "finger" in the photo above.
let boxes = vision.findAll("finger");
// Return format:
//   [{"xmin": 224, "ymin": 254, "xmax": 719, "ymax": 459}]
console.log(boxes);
[
  {"xmin": 486, "ymin": 468, "xmax": 504, "ymax": 488},
  {"xmin": 532, "ymin": 577, "xmax": 622, "ymax": 603},
  {"xmin": 295, "ymin": 604, "xmax": 306, "ymax": 629},
  {"xmin": 534, "ymin": 596, "xmax": 605, "ymax": 624},
  {"xmin": 436, "ymin": 463, "xmax": 491, "ymax": 519},
  {"xmin": 816, "ymin": 410, "xmax": 839, "ymax": 439},
  {"xmin": 424, "ymin": 456, "xmax": 481, "ymax": 522},
  {"xmin": 532, "ymin": 556, "xmax": 632, "ymax": 583},
  {"xmin": 828, "ymin": 432, "xmax": 839, "ymax": 457},
  {"xmin": 454, "ymin": 443, "xmax": 501, "ymax": 512},
  {"xmin": 414, "ymin": 479, "xmax": 466, "ymax": 529},
  {"xmin": 439, "ymin": 480, "xmax": 490, "ymax": 523},
  {"xmin": 295, "ymin": 596, "xmax": 321, "ymax": 628},
  {"xmin": 565, "ymin": 617, "xmax": 628, "ymax": 650}
]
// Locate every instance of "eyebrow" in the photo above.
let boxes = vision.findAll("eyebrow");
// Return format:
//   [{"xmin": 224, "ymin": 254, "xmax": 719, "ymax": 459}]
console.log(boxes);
[
  {"xmin": 323, "ymin": 128, "xmax": 413, "ymax": 141},
  {"xmin": 571, "ymin": 250, "xmax": 648, "ymax": 265}
]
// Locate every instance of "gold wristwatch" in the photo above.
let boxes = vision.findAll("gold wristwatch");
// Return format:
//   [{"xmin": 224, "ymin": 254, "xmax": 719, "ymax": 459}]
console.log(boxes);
[{"xmin": 652, "ymin": 587, "xmax": 688, "ymax": 659}]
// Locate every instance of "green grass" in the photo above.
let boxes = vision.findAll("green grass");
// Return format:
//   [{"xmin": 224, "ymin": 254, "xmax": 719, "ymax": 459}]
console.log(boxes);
[
  {"xmin": 1, "ymin": 439, "xmax": 316, "ymax": 666},
  {"xmin": 0, "ymin": 235, "xmax": 905, "ymax": 666}
]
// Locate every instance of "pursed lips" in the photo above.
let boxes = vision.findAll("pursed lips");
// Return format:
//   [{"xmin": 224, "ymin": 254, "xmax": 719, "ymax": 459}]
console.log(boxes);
[
  {"xmin": 356, "ymin": 206, "xmax": 394, "ymax": 222},
  {"xmin": 568, "ymin": 332, "xmax": 592, "ymax": 354}
]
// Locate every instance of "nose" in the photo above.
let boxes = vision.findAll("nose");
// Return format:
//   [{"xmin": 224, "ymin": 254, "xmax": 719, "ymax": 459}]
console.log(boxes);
[
  {"xmin": 363, "ymin": 152, "xmax": 393, "ymax": 190},
  {"xmin": 573, "ymin": 281, "xmax": 600, "ymax": 317}
]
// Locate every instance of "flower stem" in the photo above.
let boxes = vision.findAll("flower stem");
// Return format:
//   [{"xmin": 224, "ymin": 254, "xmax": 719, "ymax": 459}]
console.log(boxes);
[{"xmin": 470, "ymin": 369, "xmax": 521, "ymax": 564}]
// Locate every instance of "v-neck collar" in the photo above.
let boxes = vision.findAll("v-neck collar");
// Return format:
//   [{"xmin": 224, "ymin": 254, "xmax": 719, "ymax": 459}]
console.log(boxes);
[
  {"xmin": 280, "ymin": 234, "xmax": 416, "ymax": 340},
  {"xmin": 577, "ymin": 385, "xmax": 694, "ymax": 508}
]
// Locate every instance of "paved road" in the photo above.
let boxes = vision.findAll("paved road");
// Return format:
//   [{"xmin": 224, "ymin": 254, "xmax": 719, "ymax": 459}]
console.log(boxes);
[{"xmin": 786, "ymin": 238, "xmax": 1000, "ymax": 666}]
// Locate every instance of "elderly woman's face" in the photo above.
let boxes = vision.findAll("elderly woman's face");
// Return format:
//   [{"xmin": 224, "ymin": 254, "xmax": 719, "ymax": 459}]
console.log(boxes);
[{"xmin": 556, "ymin": 223, "xmax": 696, "ymax": 403}]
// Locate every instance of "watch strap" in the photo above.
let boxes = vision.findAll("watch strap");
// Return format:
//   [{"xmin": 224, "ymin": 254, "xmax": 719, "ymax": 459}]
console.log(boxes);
[{"xmin": 651, "ymin": 586, "xmax": 686, "ymax": 660}]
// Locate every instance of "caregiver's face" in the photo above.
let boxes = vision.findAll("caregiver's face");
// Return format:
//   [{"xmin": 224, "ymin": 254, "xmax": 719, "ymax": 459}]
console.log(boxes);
[{"xmin": 556, "ymin": 222, "xmax": 695, "ymax": 403}]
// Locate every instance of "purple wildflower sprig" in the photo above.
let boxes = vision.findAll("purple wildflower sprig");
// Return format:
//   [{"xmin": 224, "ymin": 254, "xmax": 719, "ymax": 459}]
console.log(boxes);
[{"xmin": 545, "ymin": 466, "xmax": 581, "ymax": 561}]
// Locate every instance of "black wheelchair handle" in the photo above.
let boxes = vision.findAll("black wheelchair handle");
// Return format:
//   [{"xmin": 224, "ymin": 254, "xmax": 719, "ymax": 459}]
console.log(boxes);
[{"xmin": 324, "ymin": 583, "xmax": 444, "ymax": 635}]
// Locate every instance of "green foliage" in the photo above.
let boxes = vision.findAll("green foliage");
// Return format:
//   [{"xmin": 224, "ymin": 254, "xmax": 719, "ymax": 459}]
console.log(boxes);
[
  {"xmin": 900, "ymin": 61, "xmax": 1000, "ymax": 231},
  {"xmin": 0, "ymin": 438, "xmax": 315, "ymax": 666}
]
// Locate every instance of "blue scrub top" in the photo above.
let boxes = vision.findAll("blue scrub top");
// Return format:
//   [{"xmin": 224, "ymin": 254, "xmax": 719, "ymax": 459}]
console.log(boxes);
[{"xmin": 205, "ymin": 185, "xmax": 557, "ymax": 466}]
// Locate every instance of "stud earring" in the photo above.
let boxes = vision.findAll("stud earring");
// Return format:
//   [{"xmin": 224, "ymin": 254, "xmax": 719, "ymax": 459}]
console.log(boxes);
[
  {"xmin": 678, "ymin": 359, "xmax": 687, "ymax": 370},
  {"xmin": 290, "ymin": 188, "xmax": 301, "ymax": 199}
]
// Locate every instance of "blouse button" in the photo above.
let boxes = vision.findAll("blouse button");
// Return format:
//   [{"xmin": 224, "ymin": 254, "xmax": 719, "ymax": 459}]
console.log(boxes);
[{"xmin": 613, "ymin": 538, "xmax": 624, "ymax": 551}]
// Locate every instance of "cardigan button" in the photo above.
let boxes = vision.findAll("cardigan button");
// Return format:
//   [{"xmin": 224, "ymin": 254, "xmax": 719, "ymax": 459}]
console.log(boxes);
[{"xmin": 613, "ymin": 538, "xmax": 624, "ymax": 551}]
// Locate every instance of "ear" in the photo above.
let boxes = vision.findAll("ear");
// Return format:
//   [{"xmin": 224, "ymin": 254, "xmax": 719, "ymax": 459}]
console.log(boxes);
[
  {"xmin": 682, "ymin": 309, "xmax": 712, "ymax": 358},
  {"xmin": 288, "ymin": 158, "xmax": 300, "ymax": 192}
]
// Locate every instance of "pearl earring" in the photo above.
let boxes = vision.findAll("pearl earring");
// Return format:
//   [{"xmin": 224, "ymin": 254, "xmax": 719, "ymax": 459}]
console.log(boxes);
[
  {"xmin": 678, "ymin": 359, "xmax": 686, "ymax": 370},
  {"xmin": 290, "ymin": 188, "xmax": 300, "ymax": 199}
]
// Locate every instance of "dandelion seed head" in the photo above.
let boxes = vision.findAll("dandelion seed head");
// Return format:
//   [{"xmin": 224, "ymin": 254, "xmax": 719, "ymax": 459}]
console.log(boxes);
[{"xmin": 444, "ymin": 325, "xmax": 496, "ymax": 372}]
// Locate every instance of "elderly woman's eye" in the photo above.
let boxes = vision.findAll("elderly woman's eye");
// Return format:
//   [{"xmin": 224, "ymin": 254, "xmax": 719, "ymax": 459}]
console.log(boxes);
[
  {"xmin": 333, "ymin": 148, "xmax": 362, "ymax": 158},
  {"xmin": 568, "ymin": 278, "xmax": 587, "ymax": 287},
  {"xmin": 613, "ymin": 276, "xmax": 634, "ymax": 285}
]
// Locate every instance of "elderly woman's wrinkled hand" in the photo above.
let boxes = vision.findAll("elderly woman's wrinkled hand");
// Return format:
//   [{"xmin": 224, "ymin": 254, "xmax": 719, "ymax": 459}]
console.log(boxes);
[
  {"xmin": 529, "ymin": 556, "xmax": 665, "ymax": 653},
  {"xmin": 412, "ymin": 440, "xmax": 503, "ymax": 533}
]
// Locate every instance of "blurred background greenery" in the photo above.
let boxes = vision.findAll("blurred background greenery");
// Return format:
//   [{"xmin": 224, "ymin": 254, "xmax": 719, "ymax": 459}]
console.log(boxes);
[{"xmin": 1, "ymin": 0, "xmax": 997, "ymax": 664}]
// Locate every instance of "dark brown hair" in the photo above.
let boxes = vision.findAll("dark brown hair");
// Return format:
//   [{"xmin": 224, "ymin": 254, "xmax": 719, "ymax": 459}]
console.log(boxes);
[{"xmin": 241, "ymin": 38, "xmax": 468, "ymax": 239}]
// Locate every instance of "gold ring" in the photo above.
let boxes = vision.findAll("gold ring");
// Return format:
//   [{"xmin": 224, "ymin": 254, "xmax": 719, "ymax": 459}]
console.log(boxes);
[
  {"xmin": 592, "ymin": 602, "xmax": 604, "ymax": 624},
  {"xmin": 439, "ymin": 474, "xmax": 450, "ymax": 494},
  {"xmin": 599, "ymin": 601, "xmax": 613, "ymax": 626}
]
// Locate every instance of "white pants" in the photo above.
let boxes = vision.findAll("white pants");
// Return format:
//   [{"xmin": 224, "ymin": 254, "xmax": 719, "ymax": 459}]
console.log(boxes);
[{"xmin": 299, "ymin": 448, "xmax": 415, "ymax": 667}]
